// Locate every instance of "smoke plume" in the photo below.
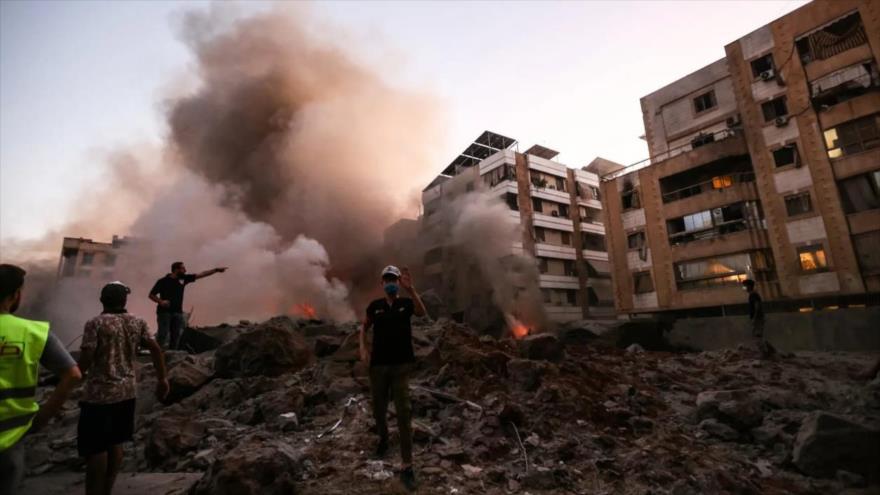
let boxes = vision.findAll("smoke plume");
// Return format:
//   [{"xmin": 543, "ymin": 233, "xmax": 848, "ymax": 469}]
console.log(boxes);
[{"xmin": 1, "ymin": 4, "xmax": 443, "ymax": 343}]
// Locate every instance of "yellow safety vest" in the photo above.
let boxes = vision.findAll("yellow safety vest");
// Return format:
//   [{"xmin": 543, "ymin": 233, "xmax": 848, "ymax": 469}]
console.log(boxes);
[{"xmin": 0, "ymin": 314, "xmax": 49, "ymax": 452}]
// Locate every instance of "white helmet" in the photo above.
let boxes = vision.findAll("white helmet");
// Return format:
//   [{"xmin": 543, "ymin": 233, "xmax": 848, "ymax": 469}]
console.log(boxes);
[{"xmin": 381, "ymin": 265, "xmax": 401, "ymax": 278}]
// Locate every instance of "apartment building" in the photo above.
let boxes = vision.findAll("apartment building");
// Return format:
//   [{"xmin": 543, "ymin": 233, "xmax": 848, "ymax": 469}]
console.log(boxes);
[
  {"xmin": 57, "ymin": 235, "xmax": 131, "ymax": 281},
  {"xmin": 602, "ymin": 0, "xmax": 880, "ymax": 316},
  {"xmin": 421, "ymin": 131, "xmax": 619, "ymax": 324}
]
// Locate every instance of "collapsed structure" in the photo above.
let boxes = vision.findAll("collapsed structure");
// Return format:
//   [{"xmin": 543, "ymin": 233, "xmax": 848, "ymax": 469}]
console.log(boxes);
[{"xmin": 602, "ymin": 0, "xmax": 880, "ymax": 317}]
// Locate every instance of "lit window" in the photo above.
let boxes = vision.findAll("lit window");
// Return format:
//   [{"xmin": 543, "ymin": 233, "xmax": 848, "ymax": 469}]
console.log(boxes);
[
  {"xmin": 712, "ymin": 176, "xmax": 733, "ymax": 189},
  {"xmin": 798, "ymin": 245, "xmax": 828, "ymax": 272}
]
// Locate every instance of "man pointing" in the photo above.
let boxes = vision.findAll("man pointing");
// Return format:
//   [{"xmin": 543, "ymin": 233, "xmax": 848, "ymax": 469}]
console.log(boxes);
[{"xmin": 148, "ymin": 262, "xmax": 227, "ymax": 350}]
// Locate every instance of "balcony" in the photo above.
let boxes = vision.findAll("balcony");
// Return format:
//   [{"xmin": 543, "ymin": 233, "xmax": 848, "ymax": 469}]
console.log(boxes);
[
  {"xmin": 661, "ymin": 167, "xmax": 755, "ymax": 204},
  {"xmin": 667, "ymin": 201, "xmax": 764, "ymax": 247}
]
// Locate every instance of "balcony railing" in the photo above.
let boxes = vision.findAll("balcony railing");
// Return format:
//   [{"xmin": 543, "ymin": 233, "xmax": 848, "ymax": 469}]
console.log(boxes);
[
  {"xmin": 661, "ymin": 171, "xmax": 755, "ymax": 204},
  {"xmin": 668, "ymin": 218, "xmax": 753, "ymax": 246}
]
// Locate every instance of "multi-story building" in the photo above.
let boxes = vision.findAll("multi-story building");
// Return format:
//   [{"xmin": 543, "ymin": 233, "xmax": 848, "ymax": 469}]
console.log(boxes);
[
  {"xmin": 421, "ymin": 131, "xmax": 619, "ymax": 326},
  {"xmin": 602, "ymin": 0, "xmax": 880, "ymax": 316},
  {"xmin": 57, "ymin": 235, "xmax": 131, "ymax": 281}
]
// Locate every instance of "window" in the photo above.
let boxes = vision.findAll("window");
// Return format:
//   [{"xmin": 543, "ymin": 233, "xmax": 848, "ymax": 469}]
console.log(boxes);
[
  {"xmin": 538, "ymin": 257, "xmax": 549, "ymax": 274},
  {"xmin": 674, "ymin": 252, "xmax": 753, "ymax": 290},
  {"xmin": 581, "ymin": 232, "xmax": 607, "ymax": 252},
  {"xmin": 761, "ymin": 97, "xmax": 788, "ymax": 122},
  {"xmin": 751, "ymin": 53, "xmax": 774, "ymax": 78},
  {"xmin": 772, "ymin": 145, "xmax": 799, "ymax": 168},
  {"xmin": 534, "ymin": 227, "xmax": 546, "ymax": 242},
  {"xmin": 81, "ymin": 253, "xmax": 94, "ymax": 266},
  {"xmin": 558, "ymin": 204, "xmax": 569, "ymax": 218},
  {"xmin": 823, "ymin": 114, "xmax": 880, "ymax": 159},
  {"xmin": 693, "ymin": 90, "xmax": 717, "ymax": 113},
  {"xmin": 563, "ymin": 260, "xmax": 577, "ymax": 277},
  {"xmin": 633, "ymin": 272, "xmax": 654, "ymax": 294},
  {"xmin": 784, "ymin": 192, "xmax": 813, "ymax": 217},
  {"xmin": 712, "ymin": 175, "xmax": 733, "ymax": 189},
  {"xmin": 795, "ymin": 12, "xmax": 867, "ymax": 65},
  {"xmin": 532, "ymin": 198, "xmax": 543, "ymax": 213},
  {"xmin": 627, "ymin": 231, "xmax": 646, "ymax": 250},
  {"xmin": 530, "ymin": 171, "xmax": 548, "ymax": 188},
  {"xmin": 555, "ymin": 177, "xmax": 567, "ymax": 192},
  {"xmin": 504, "ymin": 192, "xmax": 519, "ymax": 211},
  {"xmin": 589, "ymin": 185, "xmax": 601, "ymax": 200},
  {"xmin": 105, "ymin": 254, "xmax": 117, "ymax": 267},
  {"xmin": 561, "ymin": 232, "xmax": 572, "ymax": 246},
  {"xmin": 853, "ymin": 231, "xmax": 880, "ymax": 275},
  {"xmin": 621, "ymin": 183, "xmax": 640, "ymax": 210},
  {"xmin": 542, "ymin": 289, "xmax": 552, "ymax": 304},
  {"xmin": 798, "ymin": 244, "xmax": 828, "ymax": 272},
  {"xmin": 684, "ymin": 210, "xmax": 713, "ymax": 232},
  {"xmin": 691, "ymin": 133, "xmax": 716, "ymax": 149},
  {"xmin": 482, "ymin": 164, "xmax": 516, "ymax": 187},
  {"xmin": 838, "ymin": 171, "xmax": 880, "ymax": 213},
  {"xmin": 586, "ymin": 259, "xmax": 612, "ymax": 279},
  {"xmin": 580, "ymin": 206, "xmax": 603, "ymax": 224},
  {"xmin": 565, "ymin": 289, "xmax": 578, "ymax": 306}
]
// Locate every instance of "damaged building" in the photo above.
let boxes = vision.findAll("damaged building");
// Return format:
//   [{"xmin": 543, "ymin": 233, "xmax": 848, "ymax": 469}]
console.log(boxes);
[
  {"xmin": 56, "ymin": 235, "xmax": 132, "ymax": 281},
  {"xmin": 420, "ymin": 131, "xmax": 620, "ymax": 325},
  {"xmin": 602, "ymin": 0, "xmax": 880, "ymax": 317}
]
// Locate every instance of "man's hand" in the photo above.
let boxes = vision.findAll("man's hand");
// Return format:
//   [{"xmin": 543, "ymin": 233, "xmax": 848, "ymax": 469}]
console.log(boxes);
[
  {"xmin": 156, "ymin": 378, "xmax": 170, "ymax": 401},
  {"xmin": 400, "ymin": 267, "xmax": 415, "ymax": 292},
  {"xmin": 159, "ymin": 300, "xmax": 171, "ymax": 308}
]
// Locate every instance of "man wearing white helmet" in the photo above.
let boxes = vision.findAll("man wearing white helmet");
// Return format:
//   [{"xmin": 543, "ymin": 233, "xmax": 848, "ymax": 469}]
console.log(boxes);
[{"xmin": 359, "ymin": 265, "xmax": 426, "ymax": 491}]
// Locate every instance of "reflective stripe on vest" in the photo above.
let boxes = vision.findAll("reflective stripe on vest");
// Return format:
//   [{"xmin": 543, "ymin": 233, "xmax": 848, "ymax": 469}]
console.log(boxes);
[{"xmin": 0, "ymin": 314, "xmax": 49, "ymax": 452}]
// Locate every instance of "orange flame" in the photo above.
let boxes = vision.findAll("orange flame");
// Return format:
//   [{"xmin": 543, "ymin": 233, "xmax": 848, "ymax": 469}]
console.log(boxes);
[
  {"xmin": 291, "ymin": 303, "xmax": 317, "ymax": 319},
  {"xmin": 504, "ymin": 313, "xmax": 530, "ymax": 339}
]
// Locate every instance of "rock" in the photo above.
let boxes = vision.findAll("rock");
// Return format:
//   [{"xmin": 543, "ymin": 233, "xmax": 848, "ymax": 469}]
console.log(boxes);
[
  {"xmin": 506, "ymin": 358, "xmax": 549, "ymax": 392},
  {"xmin": 626, "ymin": 343, "xmax": 644, "ymax": 354},
  {"xmin": 166, "ymin": 356, "xmax": 213, "ymax": 403},
  {"xmin": 145, "ymin": 416, "xmax": 206, "ymax": 467},
  {"xmin": 695, "ymin": 389, "xmax": 763, "ymax": 430},
  {"xmin": 461, "ymin": 464, "xmax": 482, "ymax": 479},
  {"xmin": 313, "ymin": 335, "xmax": 341, "ymax": 358},
  {"xmin": 518, "ymin": 333, "xmax": 564, "ymax": 362},
  {"xmin": 303, "ymin": 323, "xmax": 340, "ymax": 338},
  {"xmin": 836, "ymin": 470, "xmax": 866, "ymax": 487},
  {"xmin": 699, "ymin": 419, "xmax": 739, "ymax": 441},
  {"xmin": 523, "ymin": 466, "xmax": 556, "ymax": 489},
  {"xmin": 192, "ymin": 435, "xmax": 305, "ymax": 495},
  {"xmin": 325, "ymin": 377, "xmax": 361, "ymax": 402},
  {"xmin": 214, "ymin": 321, "xmax": 314, "ymax": 378},
  {"xmin": 792, "ymin": 412, "xmax": 880, "ymax": 480},
  {"xmin": 257, "ymin": 389, "xmax": 305, "ymax": 427}
]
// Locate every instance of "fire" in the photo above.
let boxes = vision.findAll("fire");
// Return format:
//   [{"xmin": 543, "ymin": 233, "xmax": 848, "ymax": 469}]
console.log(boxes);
[
  {"xmin": 504, "ymin": 314, "xmax": 531, "ymax": 339},
  {"xmin": 291, "ymin": 303, "xmax": 318, "ymax": 319}
]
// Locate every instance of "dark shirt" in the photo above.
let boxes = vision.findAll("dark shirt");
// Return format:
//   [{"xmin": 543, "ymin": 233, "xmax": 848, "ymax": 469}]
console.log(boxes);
[
  {"xmin": 748, "ymin": 292, "xmax": 764, "ymax": 320},
  {"xmin": 366, "ymin": 297, "xmax": 415, "ymax": 367},
  {"xmin": 149, "ymin": 274, "xmax": 196, "ymax": 313}
]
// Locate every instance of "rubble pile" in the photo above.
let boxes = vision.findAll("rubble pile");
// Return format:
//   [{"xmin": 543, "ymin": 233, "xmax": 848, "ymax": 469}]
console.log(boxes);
[{"xmin": 23, "ymin": 316, "xmax": 880, "ymax": 494}]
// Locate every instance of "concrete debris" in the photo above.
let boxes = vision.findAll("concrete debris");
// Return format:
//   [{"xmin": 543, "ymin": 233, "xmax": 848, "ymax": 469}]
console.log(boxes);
[{"xmin": 20, "ymin": 316, "xmax": 880, "ymax": 494}]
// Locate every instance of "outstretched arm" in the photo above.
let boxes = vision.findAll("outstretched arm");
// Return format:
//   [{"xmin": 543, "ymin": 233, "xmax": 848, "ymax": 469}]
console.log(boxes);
[{"xmin": 195, "ymin": 267, "xmax": 228, "ymax": 280}]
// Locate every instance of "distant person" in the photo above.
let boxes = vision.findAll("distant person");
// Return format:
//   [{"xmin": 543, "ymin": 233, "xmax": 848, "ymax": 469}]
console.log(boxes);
[
  {"xmin": 0, "ymin": 264, "xmax": 81, "ymax": 495},
  {"xmin": 743, "ymin": 279, "xmax": 775, "ymax": 358},
  {"xmin": 359, "ymin": 265, "xmax": 427, "ymax": 492},
  {"xmin": 78, "ymin": 281, "xmax": 168, "ymax": 495},
  {"xmin": 148, "ymin": 262, "xmax": 227, "ymax": 350}
]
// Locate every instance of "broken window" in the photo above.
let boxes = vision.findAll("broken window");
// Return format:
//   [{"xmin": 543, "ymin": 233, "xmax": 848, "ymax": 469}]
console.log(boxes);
[
  {"xmin": 579, "ymin": 206, "xmax": 603, "ymax": 224},
  {"xmin": 784, "ymin": 192, "xmax": 813, "ymax": 217},
  {"xmin": 621, "ymin": 182, "xmax": 641, "ymax": 210},
  {"xmin": 581, "ymin": 232, "xmax": 607, "ymax": 252},
  {"xmin": 627, "ymin": 231, "xmax": 646, "ymax": 250},
  {"xmin": 853, "ymin": 231, "xmax": 880, "ymax": 275},
  {"xmin": 633, "ymin": 271, "xmax": 654, "ymax": 294},
  {"xmin": 693, "ymin": 90, "xmax": 717, "ymax": 113},
  {"xmin": 561, "ymin": 232, "xmax": 572, "ymax": 246},
  {"xmin": 811, "ymin": 62, "xmax": 879, "ymax": 108},
  {"xmin": 772, "ymin": 145, "xmax": 799, "ymax": 167},
  {"xmin": 674, "ymin": 252, "xmax": 751, "ymax": 290},
  {"xmin": 532, "ymin": 198, "xmax": 543, "ymax": 213},
  {"xmin": 795, "ymin": 12, "xmax": 867, "ymax": 65},
  {"xmin": 838, "ymin": 171, "xmax": 880, "ymax": 213},
  {"xmin": 81, "ymin": 253, "xmax": 94, "ymax": 266},
  {"xmin": 798, "ymin": 244, "xmax": 828, "ymax": 272},
  {"xmin": 750, "ymin": 53, "xmax": 775, "ymax": 79},
  {"xmin": 482, "ymin": 164, "xmax": 516, "ymax": 187},
  {"xmin": 823, "ymin": 113, "xmax": 880, "ymax": 159},
  {"xmin": 534, "ymin": 227, "xmax": 546, "ymax": 242},
  {"xmin": 761, "ymin": 97, "xmax": 788, "ymax": 122},
  {"xmin": 504, "ymin": 192, "xmax": 519, "ymax": 211}
]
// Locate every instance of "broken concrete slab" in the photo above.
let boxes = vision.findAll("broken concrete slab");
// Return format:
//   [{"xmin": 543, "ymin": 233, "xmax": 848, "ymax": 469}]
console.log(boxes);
[{"xmin": 792, "ymin": 411, "xmax": 880, "ymax": 480}]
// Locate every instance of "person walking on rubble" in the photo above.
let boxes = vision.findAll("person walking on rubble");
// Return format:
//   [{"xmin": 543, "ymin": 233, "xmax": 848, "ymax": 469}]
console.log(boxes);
[
  {"xmin": 0, "ymin": 264, "xmax": 81, "ymax": 495},
  {"xmin": 743, "ymin": 279, "xmax": 775, "ymax": 358},
  {"xmin": 78, "ymin": 282, "xmax": 168, "ymax": 495},
  {"xmin": 148, "ymin": 262, "xmax": 227, "ymax": 350},
  {"xmin": 359, "ymin": 265, "xmax": 427, "ymax": 491}
]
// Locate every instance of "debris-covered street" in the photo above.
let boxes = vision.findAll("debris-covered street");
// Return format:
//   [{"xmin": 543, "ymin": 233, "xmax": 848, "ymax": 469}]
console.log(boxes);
[{"xmin": 20, "ymin": 317, "xmax": 880, "ymax": 494}]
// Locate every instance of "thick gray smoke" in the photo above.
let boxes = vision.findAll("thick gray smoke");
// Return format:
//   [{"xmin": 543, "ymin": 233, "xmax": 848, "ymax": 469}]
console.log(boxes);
[{"xmin": 1, "ymin": 5, "xmax": 442, "ymax": 343}]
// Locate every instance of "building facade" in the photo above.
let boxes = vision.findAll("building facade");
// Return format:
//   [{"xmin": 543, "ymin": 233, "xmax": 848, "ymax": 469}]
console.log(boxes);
[
  {"xmin": 421, "ymin": 131, "xmax": 618, "ymax": 325},
  {"xmin": 57, "ymin": 235, "xmax": 130, "ymax": 281},
  {"xmin": 603, "ymin": 0, "xmax": 880, "ymax": 316}
]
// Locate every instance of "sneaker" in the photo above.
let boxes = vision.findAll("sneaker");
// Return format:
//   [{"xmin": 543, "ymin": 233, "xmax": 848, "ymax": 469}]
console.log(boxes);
[
  {"xmin": 375, "ymin": 438, "xmax": 388, "ymax": 458},
  {"xmin": 400, "ymin": 466, "xmax": 417, "ymax": 491}
]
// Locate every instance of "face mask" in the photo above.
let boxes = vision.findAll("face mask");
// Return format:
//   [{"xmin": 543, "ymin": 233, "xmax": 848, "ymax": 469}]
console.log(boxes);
[
  {"xmin": 383, "ymin": 283, "xmax": 399, "ymax": 296},
  {"xmin": 742, "ymin": 286, "xmax": 748, "ymax": 291}
]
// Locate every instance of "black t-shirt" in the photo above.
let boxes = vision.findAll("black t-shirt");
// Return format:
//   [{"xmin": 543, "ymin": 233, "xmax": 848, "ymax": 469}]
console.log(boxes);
[
  {"xmin": 748, "ymin": 292, "xmax": 764, "ymax": 320},
  {"xmin": 149, "ymin": 274, "xmax": 196, "ymax": 313},
  {"xmin": 366, "ymin": 297, "xmax": 415, "ymax": 367}
]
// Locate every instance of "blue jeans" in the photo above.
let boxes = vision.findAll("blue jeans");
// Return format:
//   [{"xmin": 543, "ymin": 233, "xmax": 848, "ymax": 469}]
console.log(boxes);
[{"xmin": 157, "ymin": 312, "xmax": 185, "ymax": 350}]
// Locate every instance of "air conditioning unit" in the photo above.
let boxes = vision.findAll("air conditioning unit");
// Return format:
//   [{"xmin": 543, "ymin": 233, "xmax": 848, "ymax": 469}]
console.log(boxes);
[
  {"xmin": 726, "ymin": 115, "xmax": 741, "ymax": 128},
  {"xmin": 775, "ymin": 116, "xmax": 789, "ymax": 127},
  {"xmin": 760, "ymin": 69, "xmax": 776, "ymax": 81}
]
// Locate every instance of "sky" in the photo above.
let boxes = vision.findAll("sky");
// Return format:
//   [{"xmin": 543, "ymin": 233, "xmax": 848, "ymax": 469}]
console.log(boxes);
[{"xmin": 0, "ymin": 0, "xmax": 808, "ymax": 244}]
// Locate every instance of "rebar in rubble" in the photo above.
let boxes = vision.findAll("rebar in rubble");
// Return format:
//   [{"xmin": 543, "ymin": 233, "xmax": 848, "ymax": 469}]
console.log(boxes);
[
  {"xmin": 509, "ymin": 422, "xmax": 529, "ymax": 474},
  {"xmin": 409, "ymin": 385, "xmax": 483, "ymax": 412},
  {"xmin": 317, "ymin": 396, "xmax": 360, "ymax": 439}
]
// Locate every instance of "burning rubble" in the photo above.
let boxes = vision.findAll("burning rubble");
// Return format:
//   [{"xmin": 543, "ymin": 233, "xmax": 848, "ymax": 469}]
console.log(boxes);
[{"xmin": 20, "ymin": 316, "xmax": 880, "ymax": 494}]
